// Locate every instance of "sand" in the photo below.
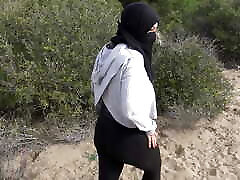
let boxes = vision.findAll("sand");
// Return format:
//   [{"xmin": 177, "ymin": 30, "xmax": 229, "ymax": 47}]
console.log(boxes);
[{"xmin": 2, "ymin": 69, "xmax": 240, "ymax": 180}]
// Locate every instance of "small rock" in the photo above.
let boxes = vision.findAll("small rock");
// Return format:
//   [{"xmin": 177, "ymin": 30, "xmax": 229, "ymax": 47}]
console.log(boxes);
[
  {"xmin": 208, "ymin": 168, "xmax": 217, "ymax": 176},
  {"xmin": 175, "ymin": 144, "xmax": 185, "ymax": 157}
]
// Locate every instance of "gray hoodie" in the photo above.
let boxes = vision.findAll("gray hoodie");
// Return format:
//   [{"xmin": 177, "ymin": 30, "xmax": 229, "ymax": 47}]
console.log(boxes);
[{"xmin": 91, "ymin": 43, "xmax": 157, "ymax": 134}]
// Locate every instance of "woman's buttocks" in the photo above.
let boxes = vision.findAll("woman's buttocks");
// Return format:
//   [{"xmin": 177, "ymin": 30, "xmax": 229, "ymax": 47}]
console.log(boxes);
[
  {"xmin": 98, "ymin": 103, "xmax": 137, "ymax": 132},
  {"xmin": 95, "ymin": 103, "xmax": 138, "ymax": 142}
]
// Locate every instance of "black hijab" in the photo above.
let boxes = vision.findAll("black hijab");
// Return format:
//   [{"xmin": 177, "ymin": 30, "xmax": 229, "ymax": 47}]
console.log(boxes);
[{"xmin": 111, "ymin": 2, "xmax": 159, "ymax": 82}]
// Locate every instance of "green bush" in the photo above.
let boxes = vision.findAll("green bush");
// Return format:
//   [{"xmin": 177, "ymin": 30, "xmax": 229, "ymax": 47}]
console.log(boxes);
[
  {"xmin": 153, "ymin": 36, "xmax": 232, "ymax": 117},
  {"xmin": 0, "ymin": 0, "xmax": 232, "ymax": 123},
  {"xmin": 183, "ymin": 0, "xmax": 240, "ymax": 65},
  {"xmin": 147, "ymin": 0, "xmax": 240, "ymax": 65},
  {"xmin": 0, "ymin": 0, "xmax": 121, "ymax": 119}
]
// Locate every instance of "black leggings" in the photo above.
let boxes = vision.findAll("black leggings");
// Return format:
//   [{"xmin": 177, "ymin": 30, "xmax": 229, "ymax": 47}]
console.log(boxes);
[{"xmin": 94, "ymin": 103, "xmax": 161, "ymax": 180}]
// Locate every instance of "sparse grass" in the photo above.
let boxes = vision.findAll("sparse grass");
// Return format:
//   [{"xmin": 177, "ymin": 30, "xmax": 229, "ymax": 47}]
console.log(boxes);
[{"xmin": 0, "ymin": 111, "xmax": 96, "ymax": 179}]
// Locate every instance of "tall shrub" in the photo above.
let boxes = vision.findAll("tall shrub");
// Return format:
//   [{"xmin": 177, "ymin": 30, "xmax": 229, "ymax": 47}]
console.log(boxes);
[
  {"xmin": 183, "ymin": 0, "xmax": 240, "ymax": 65},
  {"xmin": 147, "ymin": 0, "xmax": 240, "ymax": 65},
  {"xmin": 0, "ymin": 0, "xmax": 121, "ymax": 119},
  {"xmin": 153, "ymin": 36, "xmax": 231, "ymax": 117}
]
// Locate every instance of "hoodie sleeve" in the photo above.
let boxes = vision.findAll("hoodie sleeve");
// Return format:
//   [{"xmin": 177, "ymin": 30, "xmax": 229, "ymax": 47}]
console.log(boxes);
[{"xmin": 120, "ymin": 53, "xmax": 157, "ymax": 134}]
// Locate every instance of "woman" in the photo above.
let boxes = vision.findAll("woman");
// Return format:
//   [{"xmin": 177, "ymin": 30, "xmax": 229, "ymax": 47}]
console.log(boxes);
[{"xmin": 91, "ymin": 2, "xmax": 161, "ymax": 180}]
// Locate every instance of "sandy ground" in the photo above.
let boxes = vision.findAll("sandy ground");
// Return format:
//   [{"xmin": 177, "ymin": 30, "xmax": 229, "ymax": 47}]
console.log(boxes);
[{"xmin": 2, "ymin": 69, "xmax": 240, "ymax": 180}]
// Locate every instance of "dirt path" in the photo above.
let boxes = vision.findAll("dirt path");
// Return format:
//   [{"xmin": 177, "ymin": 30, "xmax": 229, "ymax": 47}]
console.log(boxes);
[
  {"xmin": 159, "ymin": 70, "xmax": 240, "ymax": 180},
  {"xmin": 2, "ymin": 69, "xmax": 240, "ymax": 180}
]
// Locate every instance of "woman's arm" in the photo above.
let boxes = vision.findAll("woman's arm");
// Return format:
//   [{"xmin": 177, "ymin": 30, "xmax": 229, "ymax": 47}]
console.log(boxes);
[{"xmin": 120, "ymin": 55, "xmax": 157, "ymax": 135}]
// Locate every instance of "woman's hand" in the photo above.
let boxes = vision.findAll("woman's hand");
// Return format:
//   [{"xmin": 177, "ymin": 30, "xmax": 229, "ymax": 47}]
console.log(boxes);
[{"xmin": 147, "ymin": 132, "xmax": 158, "ymax": 149}]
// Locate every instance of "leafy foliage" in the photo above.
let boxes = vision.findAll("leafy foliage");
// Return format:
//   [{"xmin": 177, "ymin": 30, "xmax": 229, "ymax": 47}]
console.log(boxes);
[
  {"xmin": 0, "ymin": 0, "xmax": 121, "ymax": 119},
  {"xmin": 147, "ymin": 0, "xmax": 240, "ymax": 65},
  {"xmin": 153, "ymin": 36, "xmax": 232, "ymax": 117},
  {"xmin": 0, "ymin": 0, "xmax": 232, "ymax": 123},
  {"xmin": 182, "ymin": 0, "xmax": 240, "ymax": 65}
]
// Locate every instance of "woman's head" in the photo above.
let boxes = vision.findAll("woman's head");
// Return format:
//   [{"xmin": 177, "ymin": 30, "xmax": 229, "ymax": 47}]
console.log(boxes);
[
  {"xmin": 120, "ymin": 2, "xmax": 159, "ymax": 43},
  {"xmin": 111, "ymin": 2, "xmax": 159, "ymax": 82}
]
